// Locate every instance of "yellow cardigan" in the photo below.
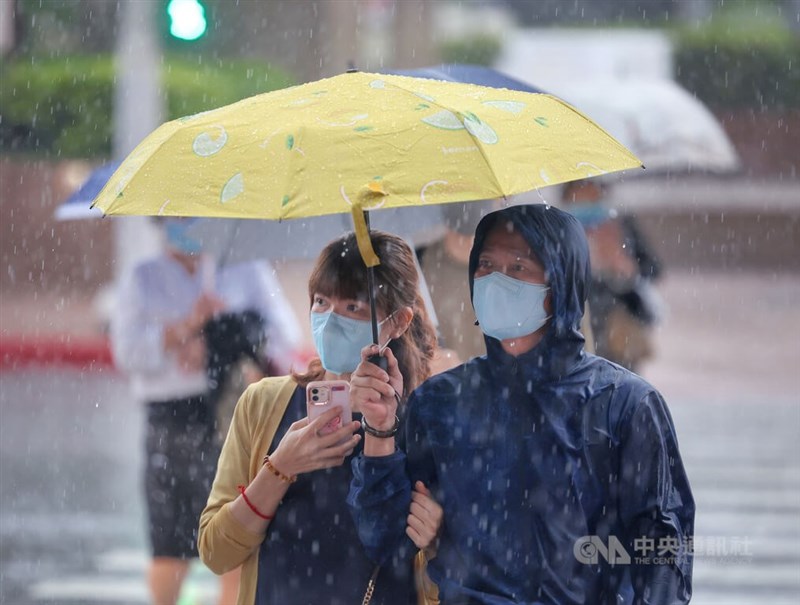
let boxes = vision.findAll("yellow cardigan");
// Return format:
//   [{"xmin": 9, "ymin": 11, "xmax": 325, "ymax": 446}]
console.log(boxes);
[{"xmin": 198, "ymin": 375, "xmax": 297, "ymax": 605}]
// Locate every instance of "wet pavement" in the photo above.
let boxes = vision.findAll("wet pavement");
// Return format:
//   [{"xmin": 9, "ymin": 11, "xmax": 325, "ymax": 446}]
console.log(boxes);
[{"xmin": 1, "ymin": 269, "xmax": 798, "ymax": 604}]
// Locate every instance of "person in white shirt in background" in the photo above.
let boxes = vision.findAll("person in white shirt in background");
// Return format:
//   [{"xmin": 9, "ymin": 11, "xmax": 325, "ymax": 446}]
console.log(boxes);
[{"xmin": 111, "ymin": 217, "xmax": 301, "ymax": 605}]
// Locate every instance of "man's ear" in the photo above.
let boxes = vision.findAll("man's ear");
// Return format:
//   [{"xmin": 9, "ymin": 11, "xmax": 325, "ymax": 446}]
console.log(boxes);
[{"xmin": 392, "ymin": 306, "xmax": 414, "ymax": 339}]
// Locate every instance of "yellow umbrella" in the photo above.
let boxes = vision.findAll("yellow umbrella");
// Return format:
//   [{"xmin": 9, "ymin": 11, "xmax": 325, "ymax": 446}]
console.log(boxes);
[{"xmin": 92, "ymin": 70, "xmax": 641, "ymax": 345}]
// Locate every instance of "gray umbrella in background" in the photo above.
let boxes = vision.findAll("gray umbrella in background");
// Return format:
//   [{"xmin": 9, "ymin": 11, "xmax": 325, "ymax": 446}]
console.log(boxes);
[
  {"xmin": 53, "ymin": 162, "xmax": 466, "ymax": 261},
  {"xmin": 54, "ymin": 161, "xmax": 500, "ymax": 265},
  {"xmin": 186, "ymin": 199, "xmax": 499, "ymax": 265},
  {"xmin": 547, "ymin": 78, "xmax": 739, "ymax": 173},
  {"xmin": 184, "ymin": 210, "xmax": 438, "ymax": 265}
]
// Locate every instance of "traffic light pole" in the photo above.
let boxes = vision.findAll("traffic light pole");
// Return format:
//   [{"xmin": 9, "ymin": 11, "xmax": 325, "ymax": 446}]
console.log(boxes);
[{"xmin": 112, "ymin": 0, "xmax": 164, "ymax": 279}]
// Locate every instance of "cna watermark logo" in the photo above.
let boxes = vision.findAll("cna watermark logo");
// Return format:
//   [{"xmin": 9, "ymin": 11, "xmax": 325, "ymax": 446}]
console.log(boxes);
[
  {"xmin": 574, "ymin": 535, "xmax": 752, "ymax": 566},
  {"xmin": 573, "ymin": 536, "xmax": 631, "ymax": 565}
]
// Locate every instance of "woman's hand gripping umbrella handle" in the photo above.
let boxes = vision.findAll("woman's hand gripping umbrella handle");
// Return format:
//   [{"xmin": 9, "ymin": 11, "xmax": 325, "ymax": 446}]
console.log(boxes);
[{"xmin": 351, "ymin": 344, "xmax": 402, "ymax": 457}]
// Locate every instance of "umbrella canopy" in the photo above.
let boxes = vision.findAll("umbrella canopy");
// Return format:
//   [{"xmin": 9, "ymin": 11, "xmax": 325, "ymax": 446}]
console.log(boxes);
[
  {"xmin": 92, "ymin": 70, "xmax": 642, "ymax": 342},
  {"xmin": 539, "ymin": 78, "xmax": 739, "ymax": 173},
  {"xmin": 92, "ymin": 71, "xmax": 640, "ymax": 221},
  {"xmin": 60, "ymin": 69, "xmax": 539, "ymax": 264},
  {"xmin": 186, "ymin": 65, "xmax": 540, "ymax": 265}
]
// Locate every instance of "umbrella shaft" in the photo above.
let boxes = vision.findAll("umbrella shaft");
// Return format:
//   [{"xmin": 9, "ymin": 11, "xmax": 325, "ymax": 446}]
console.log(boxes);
[{"xmin": 364, "ymin": 210, "xmax": 380, "ymax": 345}]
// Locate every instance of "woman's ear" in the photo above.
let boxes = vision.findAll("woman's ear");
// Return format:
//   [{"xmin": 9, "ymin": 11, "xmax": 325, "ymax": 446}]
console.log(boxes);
[{"xmin": 392, "ymin": 306, "xmax": 414, "ymax": 339}]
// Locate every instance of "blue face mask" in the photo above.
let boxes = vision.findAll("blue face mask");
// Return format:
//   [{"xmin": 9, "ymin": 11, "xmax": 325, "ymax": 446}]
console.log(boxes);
[
  {"xmin": 311, "ymin": 311, "xmax": 394, "ymax": 375},
  {"xmin": 165, "ymin": 220, "xmax": 202, "ymax": 255},
  {"xmin": 473, "ymin": 272, "xmax": 550, "ymax": 341},
  {"xmin": 565, "ymin": 202, "xmax": 614, "ymax": 228}
]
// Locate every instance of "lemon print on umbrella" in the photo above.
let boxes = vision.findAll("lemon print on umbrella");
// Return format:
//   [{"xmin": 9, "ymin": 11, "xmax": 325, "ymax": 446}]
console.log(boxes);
[
  {"xmin": 462, "ymin": 111, "xmax": 498, "ymax": 144},
  {"xmin": 221, "ymin": 172, "xmax": 244, "ymax": 203},
  {"xmin": 193, "ymin": 126, "xmax": 228, "ymax": 156},
  {"xmin": 421, "ymin": 110, "xmax": 464, "ymax": 131},
  {"xmin": 482, "ymin": 100, "xmax": 526, "ymax": 116},
  {"xmin": 422, "ymin": 110, "xmax": 498, "ymax": 144}
]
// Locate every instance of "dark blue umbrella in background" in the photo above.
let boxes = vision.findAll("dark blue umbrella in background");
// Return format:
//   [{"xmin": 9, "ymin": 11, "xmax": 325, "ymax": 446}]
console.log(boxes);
[
  {"xmin": 54, "ymin": 161, "xmax": 121, "ymax": 220},
  {"xmin": 388, "ymin": 63, "xmax": 545, "ymax": 94}
]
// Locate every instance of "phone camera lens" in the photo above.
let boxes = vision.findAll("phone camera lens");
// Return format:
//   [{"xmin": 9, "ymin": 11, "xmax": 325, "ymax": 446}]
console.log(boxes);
[
  {"xmin": 312, "ymin": 395, "xmax": 319, "ymax": 402},
  {"xmin": 311, "ymin": 388, "xmax": 319, "ymax": 394}
]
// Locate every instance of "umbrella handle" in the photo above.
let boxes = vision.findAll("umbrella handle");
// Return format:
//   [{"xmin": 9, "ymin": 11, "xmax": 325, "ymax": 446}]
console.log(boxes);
[
  {"xmin": 363, "ymin": 210, "xmax": 388, "ymax": 374},
  {"xmin": 367, "ymin": 353, "xmax": 388, "ymax": 372},
  {"xmin": 364, "ymin": 210, "xmax": 381, "ymax": 345}
]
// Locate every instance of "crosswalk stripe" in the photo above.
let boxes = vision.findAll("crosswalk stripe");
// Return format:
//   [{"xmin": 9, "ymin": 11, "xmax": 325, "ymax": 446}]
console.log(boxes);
[
  {"xmin": 29, "ymin": 559, "xmax": 219, "ymax": 604},
  {"xmin": 693, "ymin": 560, "xmax": 800, "ymax": 589},
  {"xmin": 693, "ymin": 488, "xmax": 800, "ymax": 511}
]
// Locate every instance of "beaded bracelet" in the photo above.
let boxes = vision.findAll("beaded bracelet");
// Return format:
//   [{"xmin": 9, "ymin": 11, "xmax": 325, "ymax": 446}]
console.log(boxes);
[
  {"xmin": 262, "ymin": 455, "xmax": 297, "ymax": 484},
  {"xmin": 237, "ymin": 485, "xmax": 274, "ymax": 521}
]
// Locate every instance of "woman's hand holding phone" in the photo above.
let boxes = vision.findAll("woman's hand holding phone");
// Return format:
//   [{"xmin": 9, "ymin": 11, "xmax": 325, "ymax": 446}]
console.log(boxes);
[
  {"xmin": 269, "ymin": 407, "xmax": 361, "ymax": 478},
  {"xmin": 233, "ymin": 408, "xmax": 360, "ymax": 532}
]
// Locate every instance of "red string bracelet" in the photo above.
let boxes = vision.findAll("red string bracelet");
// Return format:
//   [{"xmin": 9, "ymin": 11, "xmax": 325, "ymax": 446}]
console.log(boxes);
[{"xmin": 237, "ymin": 485, "xmax": 274, "ymax": 521}]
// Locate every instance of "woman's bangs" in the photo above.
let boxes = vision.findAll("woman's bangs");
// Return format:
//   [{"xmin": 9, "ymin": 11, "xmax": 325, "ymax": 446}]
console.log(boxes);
[{"xmin": 310, "ymin": 247, "xmax": 368, "ymax": 303}]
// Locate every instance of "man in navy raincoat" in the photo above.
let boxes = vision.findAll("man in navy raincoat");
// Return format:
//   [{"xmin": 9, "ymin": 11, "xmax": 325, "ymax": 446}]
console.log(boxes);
[{"xmin": 348, "ymin": 204, "xmax": 694, "ymax": 604}]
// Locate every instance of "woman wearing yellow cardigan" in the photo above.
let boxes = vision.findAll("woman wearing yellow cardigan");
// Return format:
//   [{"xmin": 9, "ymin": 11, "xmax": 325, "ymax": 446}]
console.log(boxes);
[{"xmin": 199, "ymin": 231, "xmax": 442, "ymax": 605}]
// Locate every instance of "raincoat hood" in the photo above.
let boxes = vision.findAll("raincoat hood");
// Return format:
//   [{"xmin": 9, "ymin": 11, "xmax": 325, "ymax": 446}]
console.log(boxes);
[{"xmin": 468, "ymin": 203, "xmax": 591, "ymax": 381}]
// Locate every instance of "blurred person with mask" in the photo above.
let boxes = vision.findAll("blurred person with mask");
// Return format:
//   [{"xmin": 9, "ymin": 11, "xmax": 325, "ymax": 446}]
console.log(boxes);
[
  {"xmin": 349, "ymin": 204, "xmax": 694, "ymax": 604},
  {"xmin": 110, "ymin": 217, "xmax": 301, "ymax": 605},
  {"xmin": 198, "ymin": 231, "xmax": 443, "ymax": 605},
  {"xmin": 561, "ymin": 179, "xmax": 664, "ymax": 372},
  {"xmin": 417, "ymin": 201, "xmax": 496, "ymax": 362}
]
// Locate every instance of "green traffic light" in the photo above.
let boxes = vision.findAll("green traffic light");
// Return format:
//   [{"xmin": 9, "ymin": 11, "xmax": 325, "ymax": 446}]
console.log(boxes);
[{"xmin": 167, "ymin": 0, "xmax": 207, "ymax": 41}]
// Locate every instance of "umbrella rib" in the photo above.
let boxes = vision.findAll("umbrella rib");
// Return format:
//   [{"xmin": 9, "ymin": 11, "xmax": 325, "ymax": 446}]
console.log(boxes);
[{"xmin": 460, "ymin": 129, "xmax": 505, "ymax": 200}]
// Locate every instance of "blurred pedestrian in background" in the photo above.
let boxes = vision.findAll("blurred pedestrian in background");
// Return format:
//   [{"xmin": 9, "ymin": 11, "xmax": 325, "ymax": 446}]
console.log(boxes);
[
  {"xmin": 561, "ymin": 179, "xmax": 664, "ymax": 372},
  {"xmin": 199, "ymin": 231, "xmax": 442, "ymax": 605},
  {"xmin": 110, "ymin": 217, "xmax": 301, "ymax": 605},
  {"xmin": 417, "ymin": 201, "xmax": 496, "ymax": 362}
]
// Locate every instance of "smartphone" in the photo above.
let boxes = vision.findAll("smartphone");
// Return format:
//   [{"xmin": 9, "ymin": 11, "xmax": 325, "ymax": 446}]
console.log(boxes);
[{"xmin": 306, "ymin": 380, "xmax": 352, "ymax": 436}]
